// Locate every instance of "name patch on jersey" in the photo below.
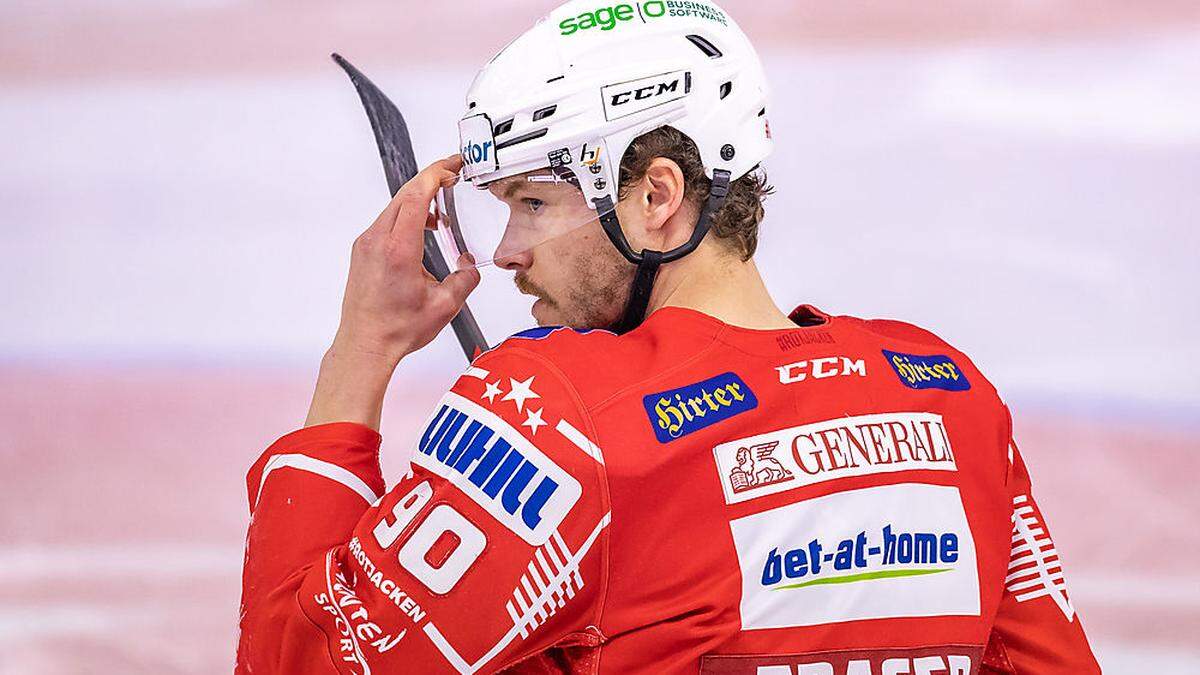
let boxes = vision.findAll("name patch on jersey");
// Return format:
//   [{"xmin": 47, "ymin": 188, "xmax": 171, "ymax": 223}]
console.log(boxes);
[
  {"xmin": 699, "ymin": 646, "xmax": 982, "ymax": 675},
  {"xmin": 729, "ymin": 483, "xmax": 979, "ymax": 628},
  {"xmin": 712, "ymin": 412, "xmax": 957, "ymax": 504},
  {"xmin": 644, "ymin": 372, "xmax": 758, "ymax": 443},
  {"xmin": 883, "ymin": 350, "xmax": 971, "ymax": 391},
  {"xmin": 411, "ymin": 392, "xmax": 581, "ymax": 546}
]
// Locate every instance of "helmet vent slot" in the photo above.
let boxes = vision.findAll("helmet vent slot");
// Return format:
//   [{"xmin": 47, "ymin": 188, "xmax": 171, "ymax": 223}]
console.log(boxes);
[
  {"xmin": 532, "ymin": 105, "xmax": 558, "ymax": 122},
  {"xmin": 495, "ymin": 128, "xmax": 548, "ymax": 151},
  {"xmin": 546, "ymin": 75, "xmax": 565, "ymax": 83},
  {"xmin": 686, "ymin": 34, "xmax": 723, "ymax": 58},
  {"xmin": 720, "ymin": 81, "xmax": 733, "ymax": 100},
  {"xmin": 493, "ymin": 118, "xmax": 514, "ymax": 136}
]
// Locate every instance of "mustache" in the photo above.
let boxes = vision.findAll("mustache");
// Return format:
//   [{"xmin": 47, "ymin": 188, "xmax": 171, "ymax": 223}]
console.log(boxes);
[{"xmin": 514, "ymin": 273, "xmax": 552, "ymax": 303}]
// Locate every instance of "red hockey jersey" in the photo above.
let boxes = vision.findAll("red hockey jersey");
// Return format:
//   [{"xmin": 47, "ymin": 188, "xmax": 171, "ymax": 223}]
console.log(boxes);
[{"xmin": 237, "ymin": 305, "xmax": 1100, "ymax": 674}]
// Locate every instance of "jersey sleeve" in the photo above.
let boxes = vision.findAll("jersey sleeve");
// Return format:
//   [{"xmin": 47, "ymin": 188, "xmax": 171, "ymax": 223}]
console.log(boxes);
[
  {"xmin": 237, "ymin": 422, "xmax": 388, "ymax": 673},
  {"xmin": 982, "ymin": 434, "xmax": 1101, "ymax": 674},
  {"xmin": 237, "ymin": 345, "xmax": 612, "ymax": 675}
]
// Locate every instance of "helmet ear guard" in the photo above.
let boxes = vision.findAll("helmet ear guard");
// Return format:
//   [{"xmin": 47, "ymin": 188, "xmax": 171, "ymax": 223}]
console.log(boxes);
[{"xmin": 595, "ymin": 168, "xmax": 731, "ymax": 334}]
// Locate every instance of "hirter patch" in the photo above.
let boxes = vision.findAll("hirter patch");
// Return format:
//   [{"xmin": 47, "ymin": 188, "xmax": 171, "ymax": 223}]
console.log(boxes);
[
  {"xmin": 882, "ymin": 350, "xmax": 971, "ymax": 392},
  {"xmin": 643, "ymin": 373, "xmax": 757, "ymax": 443}
]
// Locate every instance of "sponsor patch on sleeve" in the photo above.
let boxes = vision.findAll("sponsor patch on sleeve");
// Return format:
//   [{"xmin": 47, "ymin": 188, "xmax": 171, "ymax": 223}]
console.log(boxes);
[
  {"xmin": 410, "ymin": 392, "xmax": 581, "ymax": 546},
  {"xmin": 643, "ymin": 372, "xmax": 758, "ymax": 443},
  {"xmin": 882, "ymin": 350, "xmax": 971, "ymax": 391}
]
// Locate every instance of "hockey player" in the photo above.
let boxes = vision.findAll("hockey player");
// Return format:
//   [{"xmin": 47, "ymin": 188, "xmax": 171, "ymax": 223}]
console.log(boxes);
[{"xmin": 238, "ymin": 1, "xmax": 1101, "ymax": 673}]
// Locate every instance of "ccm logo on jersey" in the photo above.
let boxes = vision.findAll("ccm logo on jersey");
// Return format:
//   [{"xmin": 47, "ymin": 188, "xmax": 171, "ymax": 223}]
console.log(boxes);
[
  {"xmin": 729, "ymin": 483, "xmax": 979, "ymax": 628},
  {"xmin": 883, "ymin": 350, "xmax": 970, "ymax": 392},
  {"xmin": 411, "ymin": 392, "xmax": 581, "ymax": 545},
  {"xmin": 602, "ymin": 70, "xmax": 690, "ymax": 121},
  {"xmin": 644, "ymin": 372, "xmax": 758, "ymax": 443},
  {"xmin": 698, "ymin": 646, "xmax": 981, "ymax": 675},
  {"xmin": 713, "ymin": 412, "xmax": 956, "ymax": 504},
  {"xmin": 776, "ymin": 355, "xmax": 865, "ymax": 384}
]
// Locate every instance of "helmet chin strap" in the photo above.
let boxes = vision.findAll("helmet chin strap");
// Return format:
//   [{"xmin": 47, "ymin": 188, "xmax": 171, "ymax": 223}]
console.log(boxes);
[{"xmin": 593, "ymin": 169, "xmax": 732, "ymax": 334}]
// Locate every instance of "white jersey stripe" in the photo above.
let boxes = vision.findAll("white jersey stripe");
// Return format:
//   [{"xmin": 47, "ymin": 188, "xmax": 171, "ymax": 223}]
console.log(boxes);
[
  {"xmin": 554, "ymin": 419, "xmax": 606, "ymax": 465},
  {"xmin": 257, "ymin": 453, "xmax": 380, "ymax": 506}
]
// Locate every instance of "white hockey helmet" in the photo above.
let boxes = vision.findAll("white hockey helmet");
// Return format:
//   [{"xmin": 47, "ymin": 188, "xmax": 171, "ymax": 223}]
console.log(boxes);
[{"xmin": 449, "ymin": 0, "xmax": 773, "ymax": 330}]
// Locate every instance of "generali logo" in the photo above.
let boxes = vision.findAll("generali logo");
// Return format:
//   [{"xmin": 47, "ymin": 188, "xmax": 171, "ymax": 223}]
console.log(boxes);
[{"xmin": 712, "ymin": 412, "xmax": 957, "ymax": 504}]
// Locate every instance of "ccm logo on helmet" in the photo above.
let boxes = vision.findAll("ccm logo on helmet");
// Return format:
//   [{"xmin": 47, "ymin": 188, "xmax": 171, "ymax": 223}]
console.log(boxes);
[
  {"xmin": 612, "ymin": 80, "xmax": 678, "ymax": 107},
  {"xmin": 602, "ymin": 70, "xmax": 690, "ymax": 121}
]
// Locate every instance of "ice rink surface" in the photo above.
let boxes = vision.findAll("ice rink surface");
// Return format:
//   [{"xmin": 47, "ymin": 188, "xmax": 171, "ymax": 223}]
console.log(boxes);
[{"xmin": 1, "ymin": 1, "xmax": 1198, "ymax": 672}]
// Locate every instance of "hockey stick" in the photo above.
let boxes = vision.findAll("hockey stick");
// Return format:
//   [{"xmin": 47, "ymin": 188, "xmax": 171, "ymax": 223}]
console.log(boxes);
[{"xmin": 332, "ymin": 53, "xmax": 489, "ymax": 361}]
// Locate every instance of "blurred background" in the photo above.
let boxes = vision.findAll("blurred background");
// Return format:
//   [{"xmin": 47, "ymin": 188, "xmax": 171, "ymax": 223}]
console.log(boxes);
[{"xmin": 1, "ymin": 1, "xmax": 1198, "ymax": 672}]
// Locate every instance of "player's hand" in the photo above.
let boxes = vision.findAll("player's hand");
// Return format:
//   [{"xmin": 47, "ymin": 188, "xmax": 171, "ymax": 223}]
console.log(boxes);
[
  {"xmin": 333, "ymin": 155, "xmax": 480, "ymax": 362},
  {"xmin": 305, "ymin": 155, "xmax": 479, "ymax": 429}
]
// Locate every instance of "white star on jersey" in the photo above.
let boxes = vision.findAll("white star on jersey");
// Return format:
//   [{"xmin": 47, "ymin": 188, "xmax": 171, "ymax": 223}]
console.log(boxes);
[
  {"xmin": 522, "ymin": 408, "xmax": 547, "ymax": 435},
  {"xmin": 481, "ymin": 380, "xmax": 504, "ymax": 404},
  {"xmin": 501, "ymin": 376, "xmax": 541, "ymax": 412}
]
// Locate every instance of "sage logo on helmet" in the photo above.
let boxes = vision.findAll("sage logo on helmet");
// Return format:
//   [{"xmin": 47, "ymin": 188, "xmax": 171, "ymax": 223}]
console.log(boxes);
[
  {"xmin": 602, "ymin": 70, "xmax": 690, "ymax": 121},
  {"xmin": 558, "ymin": 1, "xmax": 729, "ymax": 35},
  {"xmin": 458, "ymin": 114, "xmax": 498, "ymax": 180},
  {"xmin": 559, "ymin": 1, "xmax": 663, "ymax": 36}
]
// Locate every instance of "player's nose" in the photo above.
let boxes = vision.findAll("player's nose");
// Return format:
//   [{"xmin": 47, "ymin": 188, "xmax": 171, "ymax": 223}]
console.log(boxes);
[
  {"xmin": 493, "ymin": 224, "xmax": 533, "ymax": 271},
  {"xmin": 494, "ymin": 244, "xmax": 532, "ymax": 271}
]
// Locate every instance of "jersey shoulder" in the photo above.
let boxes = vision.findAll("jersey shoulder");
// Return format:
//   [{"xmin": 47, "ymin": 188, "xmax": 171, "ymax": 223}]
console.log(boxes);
[
  {"xmin": 476, "ymin": 324, "xmax": 689, "ymax": 411},
  {"xmin": 843, "ymin": 314, "xmax": 956, "ymax": 350},
  {"xmin": 834, "ymin": 312, "xmax": 1001, "ymax": 400}
]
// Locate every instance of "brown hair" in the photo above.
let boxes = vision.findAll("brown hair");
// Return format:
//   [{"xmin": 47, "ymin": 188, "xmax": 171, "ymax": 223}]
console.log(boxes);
[{"xmin": 617, "ymin": 125, "xmax": 773, "ymax": 261}]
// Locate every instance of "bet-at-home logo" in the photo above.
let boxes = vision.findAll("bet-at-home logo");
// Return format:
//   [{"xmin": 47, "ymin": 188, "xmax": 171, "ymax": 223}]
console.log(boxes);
[
  {"xmin": 760, "ymin": 524, "xmax": 962, "ymax": 591},
  {"xmin": 559, "ymin": 1, "xmax": 728, "ymax": 36},
  {"xmin": 729, "ymin": 484, "xmax": 980, "ymax": 628}
]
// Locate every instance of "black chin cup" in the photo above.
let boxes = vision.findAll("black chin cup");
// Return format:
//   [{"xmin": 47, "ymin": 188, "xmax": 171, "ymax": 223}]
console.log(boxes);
[{"xmin": 595, "ymin": 169, "xmax": 732, "ymax": 334}]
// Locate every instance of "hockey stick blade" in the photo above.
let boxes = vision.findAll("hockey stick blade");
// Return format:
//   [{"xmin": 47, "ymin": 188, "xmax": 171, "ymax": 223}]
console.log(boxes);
[{"xmin": 332, "ymin": 53, "xmax": 489, "ymax": 361}]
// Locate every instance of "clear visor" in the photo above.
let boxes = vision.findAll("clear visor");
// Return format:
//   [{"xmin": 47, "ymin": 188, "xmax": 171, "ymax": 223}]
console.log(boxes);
[{"xmin": 435, "ymin": 169, "xmax": 614, "ymax": 268}]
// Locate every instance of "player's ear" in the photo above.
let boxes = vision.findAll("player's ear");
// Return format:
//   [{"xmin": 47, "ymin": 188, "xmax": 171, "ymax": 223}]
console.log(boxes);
[{"xmin": 640, "ymin": 157, "xmax": 687, "ymax": 234}]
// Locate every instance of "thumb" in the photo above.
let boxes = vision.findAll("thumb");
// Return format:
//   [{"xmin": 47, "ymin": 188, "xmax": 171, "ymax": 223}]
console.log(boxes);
[{"xmin": 438, "ymin": 253, "xmax": 482, "ymax": 305}]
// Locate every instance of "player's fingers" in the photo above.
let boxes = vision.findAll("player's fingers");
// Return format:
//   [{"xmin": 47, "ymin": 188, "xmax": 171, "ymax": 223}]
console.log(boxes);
[
  {"xmin": 388, "ymin": 155, "xmax": 465, "ymax": 246},
  {"xmin": 438, "ymin": 253, "xmax": 481, "ymax": 307},
  {"xmin": 362, "ymin": 158, "xmax": 460, "ymax": 239},
  {"xmin": 360, "ymin": 188, "xmax": 405, "ymax": 241}
]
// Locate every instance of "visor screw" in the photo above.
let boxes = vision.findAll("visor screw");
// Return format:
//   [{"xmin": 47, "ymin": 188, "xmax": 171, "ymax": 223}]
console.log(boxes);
[
  {"xmin": 594, "ymin": 177, "xmax": 607, "ymax": 190},
  {"xmin": 721, "ymin": 144, "xmax": 736, "ymax": 161},
  {"xmin": 589, "ymin": 164, "xmax": 603, "ymax": 175}
]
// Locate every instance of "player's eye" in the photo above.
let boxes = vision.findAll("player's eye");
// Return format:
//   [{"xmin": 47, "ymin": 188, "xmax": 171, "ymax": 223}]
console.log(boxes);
[{"xmin": 523, "ymin": 198, "xmax": 545, "ymax": 213}]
